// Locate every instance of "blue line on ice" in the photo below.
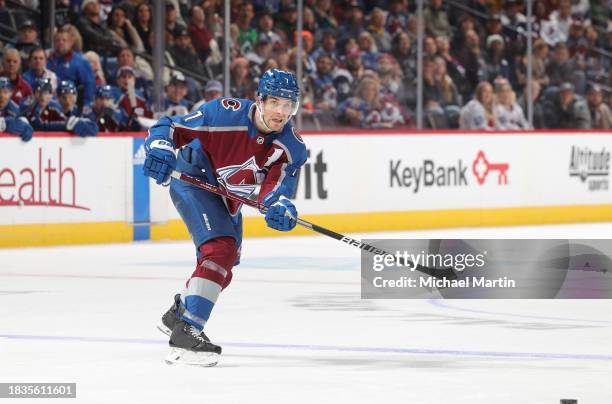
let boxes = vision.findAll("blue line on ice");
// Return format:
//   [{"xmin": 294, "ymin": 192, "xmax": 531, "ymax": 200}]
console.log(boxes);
[
  {"xmin": 428, "ymin": 299, "xmax": 612, "ymax": 325},
  {"xmin": 1, "ymin": 334, "xmax": 611, "ymax": 361}
]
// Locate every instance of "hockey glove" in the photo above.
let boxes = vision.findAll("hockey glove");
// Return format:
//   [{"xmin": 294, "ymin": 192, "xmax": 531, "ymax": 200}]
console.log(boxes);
[
  {"xmin": 67, "ymin": 116, "xmax": 98, "ymax": 137},
  {"xmin": 143, "ymin": 139, "xmax": 176, "ymax": 186},
  {"xmin": 0, "ymin": 117, "xmax": 33, "ymax": 142},
  {"xmin": 264, "ymin": 197, "xmax": 297, "ymax": 231}
]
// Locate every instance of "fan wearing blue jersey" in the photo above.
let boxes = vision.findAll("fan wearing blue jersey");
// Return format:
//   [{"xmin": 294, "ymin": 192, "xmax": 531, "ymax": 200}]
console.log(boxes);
[{"xmin": 143, "ymin": 69, "xmax": 306, "ymax": 366}]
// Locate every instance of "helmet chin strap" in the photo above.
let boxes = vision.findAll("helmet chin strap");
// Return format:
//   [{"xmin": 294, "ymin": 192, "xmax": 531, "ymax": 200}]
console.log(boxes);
[{"xmin": 256, "ymin": 98, "xmax": 276, "ymax": 133}]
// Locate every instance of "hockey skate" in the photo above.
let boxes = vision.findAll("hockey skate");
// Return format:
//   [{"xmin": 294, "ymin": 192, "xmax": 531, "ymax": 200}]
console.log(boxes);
[
  {"xmin": 165, "ymin": 320, "xmax": 222, "ymax": 367},
  {"xmin": 157, "ymin": 294, "xmax": 182, "ymax": 336}
]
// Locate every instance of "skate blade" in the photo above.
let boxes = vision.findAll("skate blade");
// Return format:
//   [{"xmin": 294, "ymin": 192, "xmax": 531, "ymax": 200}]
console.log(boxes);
[
  {"xmin": 165, "ymin": 347, "xmax": 219, "ymax": 367},
  {"xmin": 156, "ymin": 323, "xmax": 171, "ymax": 336}
]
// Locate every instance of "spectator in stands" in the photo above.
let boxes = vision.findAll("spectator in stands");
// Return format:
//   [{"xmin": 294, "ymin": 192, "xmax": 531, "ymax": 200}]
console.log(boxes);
[
  {"xmin": 86, "ymin": 85, "xmax": 121, "ymax": 132},
  {"xmin": 47, "ymin": 27, "xmax": 96, "ymax": 107},
  {"xmin": 494, "ymin": 82, "xmax": 530, "ymax": 130},
  {"xmin": 454, "ymin": 29, "xmax": 487, "ymax": 100},
  {"xmin": 165, "ymin": 2, "xmax": 187, "ymax": 47},
  {"xmin": 586, "ymin": 84, "xmax": 611, "ymax": 129},
  {"xmin": 337, "ymin": 2, "xmax": 365, "ymax": 50},
  {"xmin": 279, "ymin": 3, "xmax": 302, "ymax": 44},
  {"xmin": 76, "ymin": 0, "xmax": 118, "ymax": 55},
  {"xmin": 423, "ymin": 36, "xmax": 438, "ymax": 59},
  {"xmin": 11, "ymin": 19, "xmax": 40, "ymax": 67},
  {"xmin": 229, "ymin": 57, "xmax": 255, "ymax": 99},
  {"xmin": 337, "ymin": 76, "xmax": 404, "ymax": 129},
  {"xmin": 170, "ymin": 29, "xmax": 205, "ymax": 77},
  {"xmin": 423, "ymin": 0, "xmax": 451, "ymax": 38},
  {"xmin": 459, "ymin": 81, "xmax": 498, "ymax": 130},
  {"xmin": 163, "ymin": 73, "xmax": 190, "ymax": 117},
  {"xmin": 344, "ymin": 48, "xmax": 365, "ymax": 83},
  {"xmin": 134, "ymin": 3, "xmax": 152, "ymax": 54},
  {"xmin": 235, "ymin": 2, "xmax": 257, "ymax": 53},
  {"xmin": 303, "ymin": 6, "xmax": 318, "ymax": 34},
  {"xmin": 0, "ymin": 48, "xmax": 32, "ymax": 105},
  {"xmin": 188, "ymin": 5, "xmax": 214, "ymax": 63},
  {"xmin": 385, "ymin": 0, "xmax": 409, "ymax": 36},
  {"xmin": 313, "ymin": 0, "xmax": 337, "ymax": 31},
  {"xmin": 310, "ymin": 54, "xmax": 338, "ymax": 113},
  {"xmin": 117, "ymin": 47, "xmax": 153, "ymax": 85},
  {"xmin": 0, "ymin": 76, "xmax": 19, "ymax": 117},
  {"xmin": 436, "ymin": 35, "xmax": 468, "ymax": 97},
  {"xmin": 433, "ymin": 56, "xmax": 461, "ymax": 126},
  {"xmin": 543, "ymin": 82, "xmax": 591, "ymax": 129},
  {"xmin": 246, "ymin": 33, "xmax": 274, "ymax": 77},
  {"xmin": 357, "ymin": 31, "xmax": 380, "ymax": 70},
  {"xmin": 108, "ymin": 5, "xmax": 144, "ymax": 53},
  {"xmin": 192, "ymin": 79, "xmax": 223, "ymax": 111},
  {"xmin": 82, "ymin": 52, "xmax": 106, "ymax": 89},
  {"xmin": 367, "ymin": 7, "xmax": 391, "ymax": 52},
  {"xmin": 62, "ymin": 24, "xmax": 84, "ymax": 52},
  {"xmin": 518, "ymin": 79, "xmax": 546, "ymax": 129},
  {"xmin": 310, "ymin": 28, "xmax": 337, "ymax": 64},
  {"xmin": 23, "ymin": 48, "xmax": 58, "ymax": 93},
  {"xmin": 548, "ymin": 0, "xmax": 573, "ymax": 43},
  {"xmin": 116, "ymin": 65, "xmax": 153, "ymax": 130},
  {"xmin": 22, "ymin": 77, "xmax": 66, "ymax": 131},
  {"xmin": 483, "ymin": 34, "xmax": 510, "ymax": 82},
  {"xmin": 531, "ymin": 39, "xmax": 550, "ymax": 88},
  {"xmin": 391, "ymin": 32, "xmax": 416, "ymax": 84},
  {"xmin": 546, "ymin": 42, "xmax": 585, "ymax": 93},
  {"xmin": 501, "ymin": 0, "xmax": 527, "ymax": 42},
  {"xmin": 377, "ymin": 53, "xmax": 404, "ymax": 98}
]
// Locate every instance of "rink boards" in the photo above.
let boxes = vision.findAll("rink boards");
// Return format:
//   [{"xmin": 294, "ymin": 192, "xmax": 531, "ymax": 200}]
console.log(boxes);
[{"xmin": 0, "ymin": 130, "xmax": 610, "ymax": 247}]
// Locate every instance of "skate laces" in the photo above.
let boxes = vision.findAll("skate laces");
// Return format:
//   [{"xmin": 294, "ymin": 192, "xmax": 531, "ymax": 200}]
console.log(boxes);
[{"xmin": 188, "ymin": 325, "xmax": 208, "ymax": 342}]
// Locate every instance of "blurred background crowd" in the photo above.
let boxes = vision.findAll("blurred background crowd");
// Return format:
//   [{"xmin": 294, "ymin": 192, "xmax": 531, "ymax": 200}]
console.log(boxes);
[{"xmin": 0, "ymin": 0, "xmax": 610, "ymax": 136}]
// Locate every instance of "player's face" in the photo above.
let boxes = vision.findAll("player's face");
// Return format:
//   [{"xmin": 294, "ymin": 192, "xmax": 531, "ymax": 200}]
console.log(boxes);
[
  {"xmin": 59, "ymin": 93, "xmax": 76, "ymax": 110},
  {"xmin": 36, "ymin": 90, "xmax": 52, "ymax": 107},
  {"xmin": 94, "ymin": 97, "xmax": 113, "ymax": 111},
  {"xmin": 261, "ymin": 96, "xmax": 296, "ymax": 131},
  {"xmin": 0, "ymin": 88, "xmax": 11, "ymax": 108}
]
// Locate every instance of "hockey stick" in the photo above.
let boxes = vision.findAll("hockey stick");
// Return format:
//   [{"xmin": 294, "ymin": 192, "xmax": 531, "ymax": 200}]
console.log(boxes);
[{"xmin": 170, "ymin": 171, "xmax": 456, "ymax": 281}]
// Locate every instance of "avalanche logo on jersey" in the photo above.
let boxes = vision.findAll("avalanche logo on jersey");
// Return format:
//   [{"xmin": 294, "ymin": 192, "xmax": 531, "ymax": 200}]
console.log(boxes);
[
  {"xmin": 216, "ymin": 156, "xmax": 264, "ymax": 198},
  {"xmin": 221, "ymin": 98, "xmax": 241, "ymax": 111}
]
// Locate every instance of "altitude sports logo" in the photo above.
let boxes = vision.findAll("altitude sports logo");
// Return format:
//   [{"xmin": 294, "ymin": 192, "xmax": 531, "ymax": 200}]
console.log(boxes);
[
  {"xmin": 389, "ymin": 150, "xmax": 510, "ymax": 193},
  {"xmin": 569, "ymin": 146, "xmax": 610, "ymax": 191}
]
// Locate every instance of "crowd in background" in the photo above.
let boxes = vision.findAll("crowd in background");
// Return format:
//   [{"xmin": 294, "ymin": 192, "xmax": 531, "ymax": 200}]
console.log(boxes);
[{"xmin": 0, "ymin": 0, "xmax": 611, "ymax": 139}]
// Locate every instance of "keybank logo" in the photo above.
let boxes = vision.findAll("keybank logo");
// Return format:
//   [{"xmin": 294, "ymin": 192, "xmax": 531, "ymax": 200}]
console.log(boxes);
[
  {"xmin": 390, "ymin": 150, "xmax": 509, "ymax": 193},
  {"xmin": 0, "ymin": 148, "xmax": 90, "ymax": 210},
  {"xmin": 569, "ymin": 146, "xmax": 610, "ymax": 191}
]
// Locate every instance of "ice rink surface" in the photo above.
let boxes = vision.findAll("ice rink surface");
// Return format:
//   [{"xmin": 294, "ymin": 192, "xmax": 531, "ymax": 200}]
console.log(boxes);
[{"xmin": 2, "ymin": 222, "xmax": 612, "ymax": 404}]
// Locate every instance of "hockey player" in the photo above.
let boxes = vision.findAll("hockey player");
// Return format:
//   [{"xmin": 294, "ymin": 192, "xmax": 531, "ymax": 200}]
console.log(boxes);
[
  {"xmin": 143, "ymin": 68, "xmax": 306, "ymax": 366},
  {"xmin": 86, "ymin": 85, "xmax": 121, "ymax": 132},
  {"xmin": 57, "ymin": 80, "xmax": 98, "ymax": 136},
  {"xmin": 24, "ymin": 78, "xmax": 97, "ymax": 136},
  {"xmin": 23, "ymin": 77, "xmax": 66, "ymax": 131},
  {"xmin": 0, "ymin": 77, "xmax": 33, "ymax": 141},
  {"xmin": 0, "ymin": 77, "xmax": 20, "ymax": 117}
]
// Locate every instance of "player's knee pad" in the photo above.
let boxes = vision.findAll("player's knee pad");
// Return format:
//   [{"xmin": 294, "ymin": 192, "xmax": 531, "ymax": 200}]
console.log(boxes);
[{"xmin": 196, "ymin": 237, "xmax": 238, "ymax": 287}]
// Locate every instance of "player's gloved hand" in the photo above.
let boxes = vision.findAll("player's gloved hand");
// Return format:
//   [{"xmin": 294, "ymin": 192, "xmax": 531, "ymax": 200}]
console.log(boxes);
[
  {"xmin": 67, "ymin": 116, "xmax": 98, "ymax": 137},
  {"xmin": 143, "ymin": 139, "xmax": 176, "ymax": 186},
  {"xmin": 264, "ymin": 197, "xmax": 297, "ymax": 231},
  {"xmin": 261, "ymin": 184, "xmax": 290, "ymax": 207},
  {"xmin": 1, "ymin": 117, "xmax": 33, "ymax": 142}
]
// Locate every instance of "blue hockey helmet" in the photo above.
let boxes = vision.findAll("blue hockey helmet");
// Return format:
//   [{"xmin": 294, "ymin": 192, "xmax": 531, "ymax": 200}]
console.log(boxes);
[
  {"xmin": 0, "ymin": 76, "xmax": 13, "ymax": 90},
  {"xmin": 58, "ymin": 80, "xmax": 77, "ymax": 95},
  {"xmin": 257, "ymin": 68, "xmax": 300, "ymax": 115},
  {"xmin": 33, "ymin": 77, "xmax": 53, "ymax": 94},
  {"xmin": 95, "ymin": 85, "xmax": 113, "ymax": 99}
]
